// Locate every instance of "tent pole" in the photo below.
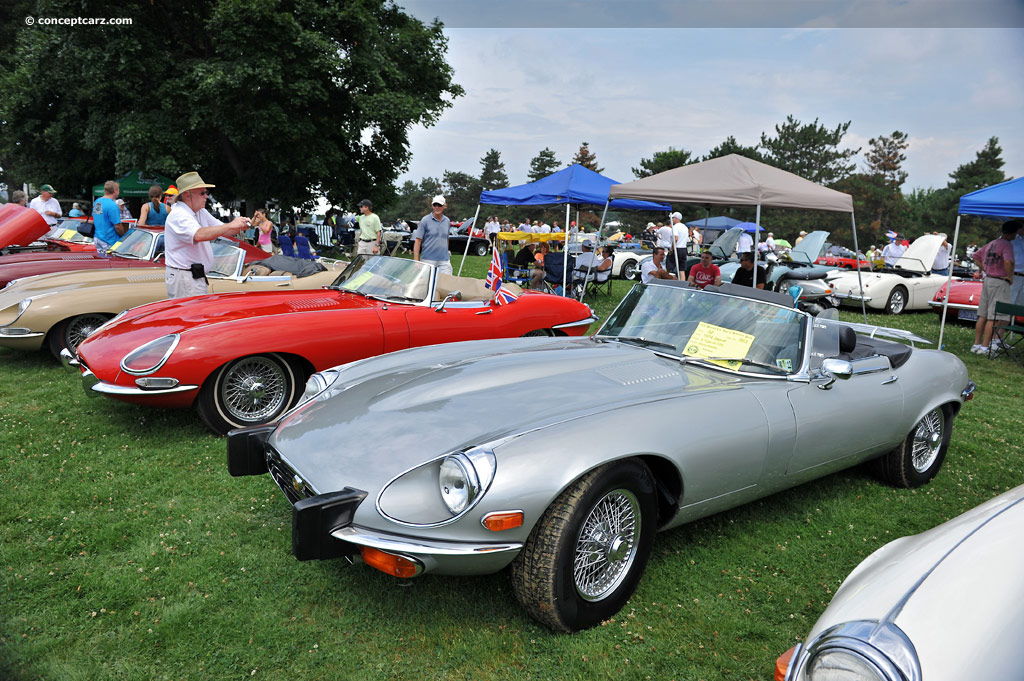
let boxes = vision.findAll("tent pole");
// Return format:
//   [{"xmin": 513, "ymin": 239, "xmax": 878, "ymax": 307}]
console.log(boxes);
[
  {"xmin": 938, "ymin": 215, "xmax": 962, "ymax": 350},
  {"xmin": 753, "ymin": 205, "xmax": 761, "ymax": 289},
  {"xmin": 562, "ymin": 207, "xmax": 571, "ymax": 296},
  {"xmin": 670, "ymin": 211, "xmax": 681, "ymax": 279},
  {"xmin": 850, "ymin": 213, "xmax": 867, "ymax": 323},
  {"xmin": 457, "ymin": 204, "xmax": 482, "ymax": 276},
  {"xmin": 597, "ymin": 200, "xmax": 610, "ymax": 240}
]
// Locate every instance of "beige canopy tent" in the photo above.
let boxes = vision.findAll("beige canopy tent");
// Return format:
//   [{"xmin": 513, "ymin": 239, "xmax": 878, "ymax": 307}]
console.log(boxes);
[{"xmin": 607, "ymin": 154, "xmax": 864, "ymax": 316}]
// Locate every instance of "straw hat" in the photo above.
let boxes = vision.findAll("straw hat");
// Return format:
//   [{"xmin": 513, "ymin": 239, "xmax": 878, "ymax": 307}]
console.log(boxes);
[{"xmin": 175, "ymin": 172, "xmax": 215, "ymax": 194}]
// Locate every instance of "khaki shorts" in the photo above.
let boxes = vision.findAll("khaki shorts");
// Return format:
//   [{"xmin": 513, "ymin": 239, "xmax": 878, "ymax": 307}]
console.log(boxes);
[
  {"xmin": 166, "ymin": 267, "xmax": 209, "ymax": 300},
  {"xmin": 978, "ymin": 276, "xmax": 1011, "ymax": 319},
  {"xmin": 356, "ymin": 240, "xmax": 378, "ymax": 255}
]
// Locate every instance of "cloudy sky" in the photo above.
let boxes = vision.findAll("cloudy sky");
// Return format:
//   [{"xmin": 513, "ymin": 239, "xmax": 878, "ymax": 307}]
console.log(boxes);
[{"xmin": 396, "ymin": 1, "xmax": 1024, "ymax": 194}]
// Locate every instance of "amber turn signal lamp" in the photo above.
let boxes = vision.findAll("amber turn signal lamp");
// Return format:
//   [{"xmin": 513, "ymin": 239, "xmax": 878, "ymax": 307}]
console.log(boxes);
[
  {"xmin": 774, "ymin": 645, "xmax": 797, "ymax": 681},
  {"xmin": 360, "ymin": 546, "xmax": 419, "ymax": 578},
  {"xmin": 482, "ymin": 511, "xmax": 524, "ymax": 532}
]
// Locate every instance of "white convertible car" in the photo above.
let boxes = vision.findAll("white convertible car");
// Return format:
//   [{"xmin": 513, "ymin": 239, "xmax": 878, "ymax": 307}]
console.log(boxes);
[{"xmin": 829, "ymin": 234, "xmax": 948, "ymax": 314}]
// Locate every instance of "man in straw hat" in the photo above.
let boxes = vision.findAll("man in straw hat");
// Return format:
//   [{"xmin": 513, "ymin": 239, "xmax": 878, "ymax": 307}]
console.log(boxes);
[{"xmin": 164, "ymin": 171, "xmax": 250, "ymax": 299}]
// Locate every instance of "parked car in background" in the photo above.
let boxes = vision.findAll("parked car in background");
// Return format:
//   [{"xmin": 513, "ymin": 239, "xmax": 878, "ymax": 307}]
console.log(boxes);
[
  {"xmin": 630, "ymin": 226, "xmax": 744, "ymax": 280},
  {"xmin": 829, "ymin": 234, "xmax": 949, "ymax": 314},
  {"xmin": 69, "ymin": 255, "xmax": 596, "ymax": 435},
  {"xmin": 775, "ymin": 483, "xmax": 1023, "ymax": 681},
  {"xmin": 929, "ymin": 274, "xmax": 1024, "ymax": 324},
  {"xmin": 226, "ymin": 280, "xmax": 972, "ymax": 633},
  {"xmin": 0, "ymin": 239, "xmax": 341, "ymax": 359},
  {"xmin": 720, "ymin": 231, "xmax": 836, "ymax": 293},
  {"xmin": 448, "ymin": 219, "xmax": 491, "ymax": 257},
  {"xmin": 815, "ymin": 249, "xmax": 873, "ymax": 270}
]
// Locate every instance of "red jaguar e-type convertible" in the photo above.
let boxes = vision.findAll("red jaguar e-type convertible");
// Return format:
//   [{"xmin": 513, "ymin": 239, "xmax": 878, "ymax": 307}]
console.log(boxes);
[{"xmin": 69, "ymin": 255, "xmax": 597, "ymax": 435}]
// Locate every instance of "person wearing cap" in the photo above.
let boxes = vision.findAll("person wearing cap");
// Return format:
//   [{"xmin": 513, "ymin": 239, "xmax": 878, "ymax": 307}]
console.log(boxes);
[
  {"xmin": 116, "ymin": 198, "xmax": 132, "ymax": 221},
  {"xmin": 163, "ymin": 185, "xmax": 178, "ymax": 208},
  {"xmin": 29, "ymin": 184, "xmax": 62, "ymax": 227},
  {"xmin": 68, "ymin": 202, "xmax": 85, "ymax": 218},
  {"xmin": 356, "ymin": 199, "xmax": 382, "ymax": 255},
  {"xmin": 765, "ymin": 232, "xmax": 776, "ymax": 252},
  {"xmin": 164, "ymin": 171, "xmax": 250, "ymax": 299},
  {"xmin": 881, "ymin": 236, "xmax": 906, "ymax": 268},
  {"xmin": 91, "ymin": 180, "xmax": 123, "ymax": 253},
  {"xmin": 970, "ymin": 220, "xmax": 1020, "ymax": 354},
  {"xmin": 573, "ymin": 241, "xmax": 612, "ymax": 288},
  {"xmin": 795, "ymin": 230, "xmax": 807, "ymax": 246},
  {"xmin": 138, "ymin": 185, "xmax": 169, "ymax": 227},
  {"xmin": 413, "ymin": 195, "xmax": 452, "ymax": 275},
  {"xmin": 669, "ymin": 212, "xmax": 688, "ymax": 275}
]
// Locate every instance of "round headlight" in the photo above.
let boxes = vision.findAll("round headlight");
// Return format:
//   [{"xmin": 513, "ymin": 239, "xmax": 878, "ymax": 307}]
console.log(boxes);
[
  {"xmin": 120, "ymin": 334, "xmax": 179, "ymax": 375},
  {"xmin": 299, "ymin": 368, "xmax": 341, "ymax": 405},
  {"xmin": 807, "ymin": 650, "xmax": 886, "ymax": 681},
  {"xmin": 439, "ymin": 454, "xmax": 478, "ymax": 515}
]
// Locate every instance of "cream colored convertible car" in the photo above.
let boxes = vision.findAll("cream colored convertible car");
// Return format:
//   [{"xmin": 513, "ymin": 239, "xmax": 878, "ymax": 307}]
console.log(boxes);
[{"xmin": 0, "ymin": 238, "xmax": 344, "ymax": 359}]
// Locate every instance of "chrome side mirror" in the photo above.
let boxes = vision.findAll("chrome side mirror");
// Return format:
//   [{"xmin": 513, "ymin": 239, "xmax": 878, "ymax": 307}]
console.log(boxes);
[
  {"xmin": 436, "ymin": 290, "xmax": 462, "ymax": 313},
  {"xmin": 817, "ymin": 358, "xmax": 853, "ymax": 390}
]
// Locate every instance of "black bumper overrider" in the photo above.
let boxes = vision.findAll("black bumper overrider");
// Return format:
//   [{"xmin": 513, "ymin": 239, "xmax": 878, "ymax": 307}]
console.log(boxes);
[{"xmin": 226, "ymin": 424, "xmax": 277, "ymax": 476}]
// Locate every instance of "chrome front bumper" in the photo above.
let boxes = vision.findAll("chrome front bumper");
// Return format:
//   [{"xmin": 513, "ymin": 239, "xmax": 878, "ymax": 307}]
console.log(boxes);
[
  {"xmin": 331, "ymin": 525, "xmax": 522, "ymax": 575},
  {"xmin": 60, "ymin": 348, "xmax": 198, "ymax": 397},
  {"xmin": 833, "ymin": 291, "xmax": 873, "ymax": 302}
]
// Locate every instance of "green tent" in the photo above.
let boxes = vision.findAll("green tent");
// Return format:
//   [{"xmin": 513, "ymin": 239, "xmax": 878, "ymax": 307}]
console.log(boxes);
[{"xmin": 92, "ymin": 170, "xmax": 174, "ymax": 198}]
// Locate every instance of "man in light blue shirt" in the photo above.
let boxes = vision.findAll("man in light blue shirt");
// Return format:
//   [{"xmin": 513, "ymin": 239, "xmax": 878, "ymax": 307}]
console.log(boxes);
[
  {"xmin": 413, "ymin": 195, "xmax": 452, "ymax": 275},
  {"xmin": 91, "ymin": 180, "xmax": 123, "ymax": 253}
]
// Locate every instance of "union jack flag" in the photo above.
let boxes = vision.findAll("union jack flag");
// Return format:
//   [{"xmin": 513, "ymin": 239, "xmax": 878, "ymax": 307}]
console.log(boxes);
[
  {"xmin": 492, "ymin": 285, "xmax": 519, "ymax": 306},
  {"xmin": 485, "ymin": 246, "xmax": 503, "ymax": 291}
]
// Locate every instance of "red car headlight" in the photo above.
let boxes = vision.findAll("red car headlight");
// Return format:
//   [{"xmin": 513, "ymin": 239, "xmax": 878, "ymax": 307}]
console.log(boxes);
[{"xmin": 120, "ymin": 334, "xmax": 180, "ymax": 375}]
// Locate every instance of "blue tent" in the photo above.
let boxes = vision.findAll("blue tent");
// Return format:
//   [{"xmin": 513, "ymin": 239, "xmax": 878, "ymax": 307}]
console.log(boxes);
[
  {"xmin": 479, "ymin": 165, "xmax": 670, "ymax": 211},
  {"xmin": 959, "ymin": 177, "xmax": 1024, "ymax": 217},
  {"xmin": 685, "ymin": 215, "xmax": 741, "ymax": 230}
]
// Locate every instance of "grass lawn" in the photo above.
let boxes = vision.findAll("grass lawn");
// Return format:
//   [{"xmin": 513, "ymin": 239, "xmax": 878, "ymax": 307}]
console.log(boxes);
[{"xmin": 2, "ymin": 253, "xmax": 1021, "ymax": 681}]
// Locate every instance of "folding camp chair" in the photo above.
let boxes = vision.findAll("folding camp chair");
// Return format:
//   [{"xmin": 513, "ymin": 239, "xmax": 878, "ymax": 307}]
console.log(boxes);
[
  {"xmin": 577, "ymin": 269, "xmax": 613, "ymax": 301},
  {"xmin": 501, "ymin": 250, "xmax": 533, "ymax": 288},
  {"xmin": 990, "ymin": 301, "xmax": 1024, "ymax": 365},
  {"xmin": 295, "ymin": 234, "xmax": 317, "ymax": 260},
  {"xmin": 278, "ymin": 235, "xmax": 296, "ymax": 258},
  {"xmin": 542, "ymin": 252, "xmax": 576, "ymax": 296}
]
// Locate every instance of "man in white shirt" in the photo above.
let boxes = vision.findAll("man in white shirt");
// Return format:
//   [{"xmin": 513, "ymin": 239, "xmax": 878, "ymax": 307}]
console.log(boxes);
[
  {"xmin": 669, "ymin": 212, "xmax": 689, "ymax": 276},
  {"xmin": 29, "ymin": 184, "xmax": 62, "ymax": 227},
  {"xmin": 641, "ymin": 247, "xmax": 677, "ymax": 284},
  {"xmin": 656, "ymin": 222, "xmax": 673, "ymax": 250},
  {"xmin": 689, "ymin": 226, "xmax": 702, "ymax": 254},
  {"xmin": 484, "ymin": 216, "xmax": 501, "ymax": 251},
  {"xmin": 765, "ymin": 232, "xmax": 776, "ymax": 252},
  {"xmin": 736, "ymin": 229, "xmax": 754, "ymax": 255},
  {"xmin": 164, "ymin": 171, "xmax": 250, "ymax": 299},
  {"xmin": 881, "ymin": 239, "xmax": 906, "ymax": 267},
  {"xmin": 930, "ymin": 234, "xmax": 951, "ymax": 275},
  {"xmin": 539, "ymin": 222, "xmax": 551, "ymax": 234}
]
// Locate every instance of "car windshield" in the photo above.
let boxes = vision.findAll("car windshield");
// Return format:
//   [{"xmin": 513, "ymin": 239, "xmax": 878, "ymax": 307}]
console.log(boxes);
[
  {"xmin": 45, "ymin": 225, "xmax": 92, "ymax": 243},
  {"xmin": 597, "ymin": 284, "xmax": 807, "ymax": 375},
  {"xmin": 328, "ymin": 255, "xmax": 433, "ymax": 302},
  {"xmin": 208, "ymin": 240, "xmax": 244, "ymax": 277},
  {"xmin": 108, "ymin": 229, "xmax": 155, "ymax": 259}
]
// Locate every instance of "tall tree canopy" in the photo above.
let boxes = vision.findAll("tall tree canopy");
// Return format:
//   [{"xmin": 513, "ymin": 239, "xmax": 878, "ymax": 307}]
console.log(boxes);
[
  {"xmin": 527, "ymin": 147, "xmax": 560, "ymax": 182},
  {"xmin": 759, "ymin": 115, "xmax": 859, "ymax": 186},
  {"xmin": 632, "ymin": 146, "xmax": 692, "ymax": 179},
  {"xmin": 478, "ymin": 149, "xmax": 509, "ymax": 190},
  {"xmin": 0, "ymin": 0, "xmax": 463, "ymax": 209},
  {"xmin": 702, "ymin": 136, "xmax": 764, "ymax": 163},
  {"xmin": 571, "ymin": 142, "xmax": 603, "ymax": 174}
]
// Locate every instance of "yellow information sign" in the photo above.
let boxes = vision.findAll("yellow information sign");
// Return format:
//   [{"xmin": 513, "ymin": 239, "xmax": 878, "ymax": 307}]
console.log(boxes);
[
  {"xmin": 60, "ymin": 229, "xmax": 77, "ymax": 240},
  {"xmin": 342, "ymin": 271, "xmax": 374, "ymax": 290},
  {"xmin": 682, "ymin": 322, "xmax": 755, "ymax": 370}
]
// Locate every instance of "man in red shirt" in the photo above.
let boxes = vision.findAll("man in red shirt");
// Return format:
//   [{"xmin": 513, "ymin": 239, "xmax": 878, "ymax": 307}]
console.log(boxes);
[{"xmin": 687, "ymin": 251, "xmax": 722, "ymax": 289}]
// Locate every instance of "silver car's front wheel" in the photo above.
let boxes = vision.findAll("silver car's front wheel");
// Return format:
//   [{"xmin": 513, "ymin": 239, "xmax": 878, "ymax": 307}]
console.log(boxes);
[
  {"xmin": 197, "ymin": 353, "xmax": 300, "ymax": 435},
  {"xmin": 874, "ymin": 407, "xmax": 951, "ymax": 488},
  {"xmin": 510, "ymin": 459, "xmax": 656, "ymax": 632}
]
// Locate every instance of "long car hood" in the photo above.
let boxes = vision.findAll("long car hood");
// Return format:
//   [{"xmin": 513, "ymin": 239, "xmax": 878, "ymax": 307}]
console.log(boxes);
[
  {"xmin": 0, "ymin": 266, "xmax": 166, "ymax": 301},
  {"xmin": 272, "ymin": 337, "xmax": 742, "ymax": 493},
  {"xmin": 805, "ymin": 485, "xmax": 1024, "ymax": 675}
]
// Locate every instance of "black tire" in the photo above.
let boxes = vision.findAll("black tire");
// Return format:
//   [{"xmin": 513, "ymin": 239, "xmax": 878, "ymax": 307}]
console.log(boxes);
[
  {"xmin": 473, "ymin": 242, "xmax": 488, "ymax": 257},
  {"xmin": 622, "ymin": 260, "xmax": 638, "ymax": 281},
  {"xmin": 47, "ymin": 313, "xmax": 112, "ymax": 360},
  {"xmin": 886, "ymin": 285, "xmax": 908, "ymax": 315},
  {"xmin": 196, "ymin": 353, "xmax": 301, "ymax": 435},
  {"xmin": 510, "ymin": 459, "xmax": 657, "ymax": 632},
  {"xmin": 874, "ymin": 407, "xmax": 950, "ymax": 488},
  {"xmin": 521, "ymin": 329, "xmax": 553, "ymax": 337}
]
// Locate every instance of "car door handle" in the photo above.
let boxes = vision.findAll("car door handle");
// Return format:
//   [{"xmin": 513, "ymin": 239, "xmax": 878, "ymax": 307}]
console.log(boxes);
[
  {"xmin": 882, "ymin": 375, "xmax": 898, "ymax": 385},
  {"xmin": 475, "ymin": 309, "xmax": 493, "ymax": 315}
]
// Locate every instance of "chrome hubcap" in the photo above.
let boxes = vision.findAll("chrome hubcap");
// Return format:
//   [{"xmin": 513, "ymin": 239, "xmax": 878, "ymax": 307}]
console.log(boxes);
[
  {"xmin": 911, "ymin": 409, "xmax": 943, "ymax": 473},
  {"xmin": 574, "ymin": 489, "xmax": 640, "ymax": 602},
  {"xmin": 66, "ymin": 315, "xmax": 108, "ymax": 351},
  {"xmin": 220, "ymin": 357, "xmax": 287, "ymax": 422}
]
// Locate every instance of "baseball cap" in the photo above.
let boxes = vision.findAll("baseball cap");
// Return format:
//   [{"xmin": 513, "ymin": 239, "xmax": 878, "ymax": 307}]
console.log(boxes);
[
  {"xmin": 358, "ymin": 199, "xmax": 372, "ymax": 208},
  {"xmin": 40, "ymin": 184, "xmax": 57, "ymax": 194},
  {"xmin": 671, "ymin": 212, "xmax": 682, "ymax": 220},
  {"xmin": 431, "ymin": 195, "xmax": 446, "ymax": 206}
]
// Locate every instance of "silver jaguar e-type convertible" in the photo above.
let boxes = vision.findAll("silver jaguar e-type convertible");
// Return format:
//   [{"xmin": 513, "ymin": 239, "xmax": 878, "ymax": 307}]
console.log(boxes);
[{"xmin": 227, "ymin": 280, "xmax": 974, "ymax": 632}]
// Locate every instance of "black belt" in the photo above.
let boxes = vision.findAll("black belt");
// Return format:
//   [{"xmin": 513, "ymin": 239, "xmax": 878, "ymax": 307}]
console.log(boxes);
[
  {"xmin": 1015, "ymin": 272, "xmax": 1024, "ymax": 277},
  {"xmin": 359, "ymin": 238, "xmax": 375, "ymax": 242},
  {"xmin": 167, "ymin": 266, "xmax": 191, "ymax": 271}
]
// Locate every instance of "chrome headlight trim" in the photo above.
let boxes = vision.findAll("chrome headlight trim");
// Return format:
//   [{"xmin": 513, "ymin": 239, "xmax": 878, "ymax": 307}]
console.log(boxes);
[
  {"xmin": 296, "ymin": 368, "xmax": 342, "ymax": 408},
  {"xmin": 376, "ymin": 446, "xmax": 497, "ymax": 528},
  {"xmin": 797, "ymin": 620, "xmax": 920, "ymax": 681},
  {"xmin": 119, "ymin": 334, "xmax": 181, "ymax": 376}
]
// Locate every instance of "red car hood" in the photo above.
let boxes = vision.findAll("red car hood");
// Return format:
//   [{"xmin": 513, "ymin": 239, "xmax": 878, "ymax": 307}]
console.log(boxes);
[{"xmin": 0, "ymin": 204, "xmax": 50, "ymax": 248}]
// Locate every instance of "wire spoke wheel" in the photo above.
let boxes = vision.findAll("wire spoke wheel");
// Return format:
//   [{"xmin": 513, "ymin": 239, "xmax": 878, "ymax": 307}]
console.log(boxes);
[
  {"xmin": 219, "ymin": 356, "xmax": 289, "ymax": 422},
  {"xmin": 573, "ymin": 489, "xmax": 640, "ymax": 601},
  {"xmin": 910, "ymin": 408, "xmax": 944, "ymax": 474},
  {"xmin": 64, "ymin": 314, "xmax": 110, "ymax": 352}
]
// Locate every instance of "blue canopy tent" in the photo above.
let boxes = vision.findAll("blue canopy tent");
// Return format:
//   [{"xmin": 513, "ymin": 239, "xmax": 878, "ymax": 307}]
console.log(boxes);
[
  {"xmin": 461, "ymin": 165, "xmax": 670, "ymax": 292},
  {"xmin": 686, "ymin": 215, "xmax": 741, "ymax": 230},
  {"xmin": 938, "ymin": 177, "xmax": 1024, "ymax": 347}
]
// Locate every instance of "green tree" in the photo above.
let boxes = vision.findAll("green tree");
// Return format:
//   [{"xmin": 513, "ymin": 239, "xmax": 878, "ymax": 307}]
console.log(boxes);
[
  {"xmin": 571, "ymin": 142, "xmax": 603, "ymax": 174},
  {"xmin": 527, "ymin": 147, "xmax": 560, "ymax": 182},
  {"xmin": 942, "ymin": 136, "xmax": 1007, "ymax": 242},
  {"xmin": 865, "ymin": 131, "xmax": 909, "ymax": 188},
  {"xmin": 759, "ymin": 115, "xmax": 860, "ymax": 186},
  {"xmin": 0, "ymin": 0, "xmax": 463, "ymax": 210},
  {"xmin": 441, "ymin": 170, "xmax": 479, "ymax": 220},
  {"xmin": 478, "ymin": 149, "xmax": 509, "ymax": 190},
  {"xmin": 852, "ymin": 131, "xmax": 911, "ymax": 233},
  {"xmin": 632, "ymin": 146, "xmax": 693, "ymax": 179},
  {"xmin": 702, "ymin": 136, "xmax": 764, "ymax": 163}
]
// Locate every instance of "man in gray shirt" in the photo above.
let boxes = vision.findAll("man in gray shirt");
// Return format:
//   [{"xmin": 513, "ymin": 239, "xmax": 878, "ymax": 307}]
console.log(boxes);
[{"xmin": 413, "ymin": 195, "xmax": 452, "ymax": 274}]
